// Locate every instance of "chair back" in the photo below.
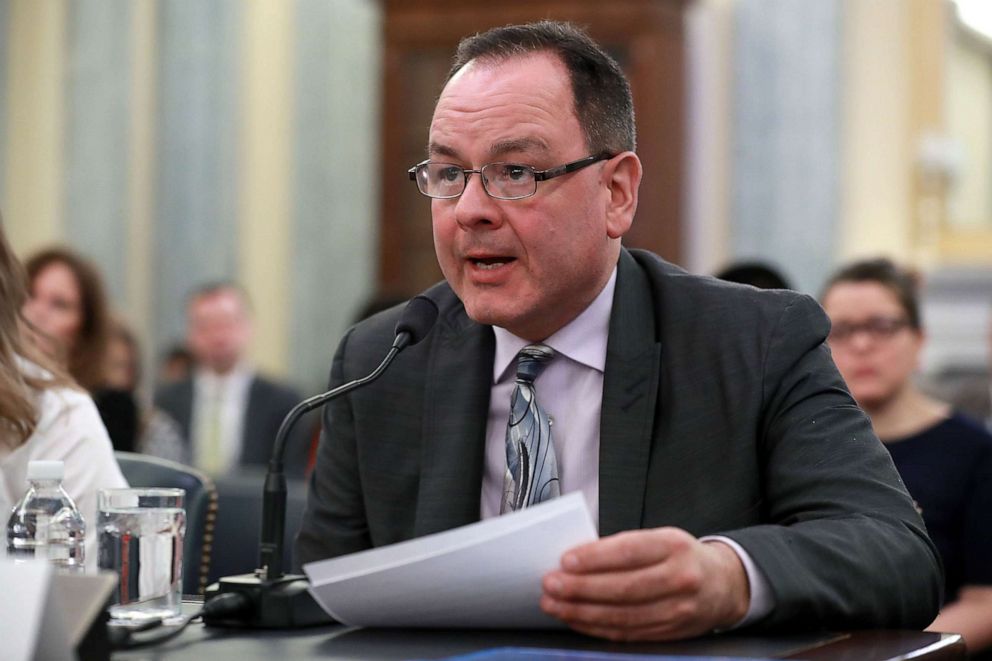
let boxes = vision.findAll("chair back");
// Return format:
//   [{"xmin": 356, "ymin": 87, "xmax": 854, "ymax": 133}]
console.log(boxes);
[
  {"xmin": 113, "ymin": 452, "xmax": 218, "ymax": 595},
  {"xmin": 208, "ymin": 469, "xmax": 308, "ymax": 582}
]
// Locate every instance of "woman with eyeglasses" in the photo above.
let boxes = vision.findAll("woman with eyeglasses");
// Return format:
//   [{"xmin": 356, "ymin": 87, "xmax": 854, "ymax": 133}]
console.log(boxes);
[{"xmin": 821, "ymin": 257, "xmax": 992, "ymax": 657}]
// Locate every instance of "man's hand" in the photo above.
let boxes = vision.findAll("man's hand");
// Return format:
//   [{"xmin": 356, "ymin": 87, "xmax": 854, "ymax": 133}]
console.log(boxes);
[{"xmin": 540, "ymin": 528, "xmax": 750, "ymax": 641}]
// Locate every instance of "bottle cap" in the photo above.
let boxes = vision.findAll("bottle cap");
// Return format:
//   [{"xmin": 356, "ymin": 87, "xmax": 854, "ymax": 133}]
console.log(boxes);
[{"xmin": 26, "ymin": 460, "xmax": 64, "ymax": 481}]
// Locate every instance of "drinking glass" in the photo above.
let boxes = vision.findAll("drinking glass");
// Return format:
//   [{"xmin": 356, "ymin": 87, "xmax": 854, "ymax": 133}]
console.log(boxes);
[{"xmin": 97, "ymin": 488, "xmax": 186, "ymax": 622}]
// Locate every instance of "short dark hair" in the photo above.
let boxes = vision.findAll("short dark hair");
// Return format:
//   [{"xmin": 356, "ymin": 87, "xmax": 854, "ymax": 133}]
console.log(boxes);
[
  {"xmin": 186, "ymin": 281, "xmax": 252, "ymax": 314},
  {"xmin": 448, "ymin": 21, "xmax": 635, "ymax": 155},
  {"xmin": 821, "ymin": 258, "xmax": 922, "ymax": 330},
  {"xmin": 715, "ymin": 261, "xmax": 792, "ymax": 290}
]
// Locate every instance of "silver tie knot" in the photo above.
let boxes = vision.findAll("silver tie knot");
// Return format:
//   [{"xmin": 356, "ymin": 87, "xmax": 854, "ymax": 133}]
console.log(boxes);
[{"xmin": 515, "ymin": 343, "xmax": 554, "ymax": 384}]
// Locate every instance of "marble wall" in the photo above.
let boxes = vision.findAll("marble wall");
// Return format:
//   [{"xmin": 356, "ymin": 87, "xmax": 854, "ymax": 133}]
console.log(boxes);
[
  {"xmin": 730, "ymin": 0, "xmax": 842, "ymax": 294},
  {"xmin": 1, "ymin": 0, "xmax": 381, "ymax": 394}
]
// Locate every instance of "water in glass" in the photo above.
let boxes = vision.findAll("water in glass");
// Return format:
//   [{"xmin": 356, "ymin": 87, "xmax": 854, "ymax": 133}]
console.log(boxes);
[{"xmin": 98, "ymin": 503, "xmax": 185, "ymax": 622}]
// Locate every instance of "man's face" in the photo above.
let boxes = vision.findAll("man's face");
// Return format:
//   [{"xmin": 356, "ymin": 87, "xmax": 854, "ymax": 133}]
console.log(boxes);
[
  {"xmin": 186, "ymin": 289, "xmax": 251, "ymax": 375},
  {"xmin": 429, "ymin": 53, "xmax": 627, "ymax": 341}
]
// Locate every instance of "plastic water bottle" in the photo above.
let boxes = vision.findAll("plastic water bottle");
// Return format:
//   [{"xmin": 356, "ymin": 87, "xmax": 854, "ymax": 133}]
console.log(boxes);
[{"xmin": 6, "ymin": 460, "xmax": 86, "ymax": 572}]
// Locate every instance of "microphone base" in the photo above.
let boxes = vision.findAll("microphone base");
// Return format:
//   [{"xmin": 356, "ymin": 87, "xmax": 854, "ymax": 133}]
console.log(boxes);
[{"xmin": 203, "ymin": 573, "xmax": 334, "ymax": 629}]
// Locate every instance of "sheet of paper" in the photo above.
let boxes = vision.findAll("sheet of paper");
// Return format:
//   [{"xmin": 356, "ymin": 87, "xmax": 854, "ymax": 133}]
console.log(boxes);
[
  {"xmin": 51, "ymin": 570, "xmax": 117, "ymax": 646},
  {"xmin": 304, "ymin": 492, "xmax": 597, "ymax": 629},
  {"xmin": 0, "ymin": 559, "xmax": 69, "ymax": 661},
  {"xmin": 0, "ymin": 560, "xmax": 118, "ymax": 661}
]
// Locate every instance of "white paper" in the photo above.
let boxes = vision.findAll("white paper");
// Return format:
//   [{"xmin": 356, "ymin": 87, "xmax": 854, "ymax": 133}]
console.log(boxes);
[
  {"xmin": 0, "ymin": 559, "xmax": 75, "ymax": 661},
  {"xmin": 50, "ymin": 570, "xmax": 117, "ymax": 646},
  {"xmin": 0, "ymin": 560, "xmax": 118, "ymax": 661},
  {"xmin": 304, "ymin": 492, "xmax": 597, "ymax": 629}
]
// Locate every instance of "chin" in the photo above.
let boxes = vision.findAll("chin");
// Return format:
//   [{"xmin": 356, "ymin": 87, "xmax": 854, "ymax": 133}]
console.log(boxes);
[
  {"xmin": 465, "ymin": 301, "xmax": 538, "ymax": 336},
  {"xmin": 852, "ymin": 391, "xmax": 890, "ymax": 411},
  {"xmin": 462, "ymin": 302, "xmax": 510, "ymax": 328}
]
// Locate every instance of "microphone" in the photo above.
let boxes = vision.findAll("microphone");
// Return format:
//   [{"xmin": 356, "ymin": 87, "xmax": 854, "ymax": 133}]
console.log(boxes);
[{"xmin": 203, "ymin": 295, "xmax": 440, "ymax": 628}]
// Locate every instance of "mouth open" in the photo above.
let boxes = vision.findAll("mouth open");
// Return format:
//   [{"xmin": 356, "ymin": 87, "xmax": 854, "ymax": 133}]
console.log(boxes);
[{"xmin": 470, "ymin": 256, "xmax": 516, "ymax": 270}]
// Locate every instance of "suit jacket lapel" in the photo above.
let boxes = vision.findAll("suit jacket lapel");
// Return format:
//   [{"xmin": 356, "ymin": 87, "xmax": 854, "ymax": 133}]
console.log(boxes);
[
  {"xmin": 599, "ymin": 250, "xmax": 661, "ymax": 536},
  {"xmin": 240, "ymin": 376, "xmax": 261, "ymax": 465},
  {"xmin": 414, "ymin": 302, "xmax": 494, "ymax": 536},
  {"xmin": 172, "ymin": 379, "xmax": 195, "ymax": 443}
]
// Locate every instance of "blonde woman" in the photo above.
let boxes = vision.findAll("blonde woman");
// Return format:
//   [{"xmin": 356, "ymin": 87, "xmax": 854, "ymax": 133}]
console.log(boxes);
[{"xmin": 0, "ymin": 218, "xmax": 127, "ymax": 568}]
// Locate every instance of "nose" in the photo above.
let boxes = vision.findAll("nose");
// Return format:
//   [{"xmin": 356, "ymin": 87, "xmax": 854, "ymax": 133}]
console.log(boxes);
[
  {"xmin": 847, "ymin": 330, "xmax": 876, "ymax": 352},
  {"xmin": 453, "ymin": 173, "xmax": 502, "ymax": 230}
]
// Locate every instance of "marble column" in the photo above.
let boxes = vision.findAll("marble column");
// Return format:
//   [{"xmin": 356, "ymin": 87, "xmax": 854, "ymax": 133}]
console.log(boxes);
[
  {"xmin": 290, "ymin": 0, "xmax": 381, "ymax": 392},
  {"xmin": 153, "ymin": 0, "xmax": 242, "ymax": 351},
  {"xmin": 731, "ymin": 0, "xmax": 842, "ymax": 293},
  {"xmin": 63, "ymin": 0, "xmax": 133, "ymax": 303}
]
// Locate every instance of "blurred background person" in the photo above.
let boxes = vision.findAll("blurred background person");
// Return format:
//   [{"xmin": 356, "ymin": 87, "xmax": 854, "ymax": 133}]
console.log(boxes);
[
  {"xmin": 821, "ymin": 257, "xmax": 992, "ymax": 656},
  {"xmin": 22, "ymin": 247, "xmax": 111, "ymax": 392},
  {"xmin": 0, "ymin": 218, "xmax": 127, "ymax": 568},
  {"xmin": 20, "ymin": 246, "xmax": 155, "ymax": 456},
  {"xmin": 945, "ymin": 323, "xmax": 992, "ymax": 426},
  {"xmin": 155, "ymin": 282, "xmax": 310, "ymax": 477},
  {"xmin": 157, "ymin": 343, "xmax": 195, "ymax": 388},
  {"xmin": 102, "ymin": 318, "xmax": 187, "ymax": 463},
  {"xmin": 714, "ymin": 260, "xmax": 793, "ymax": 290},
  {"xmin": 921, "ymin": 316, "xmax": 992, "ymax": 431}
]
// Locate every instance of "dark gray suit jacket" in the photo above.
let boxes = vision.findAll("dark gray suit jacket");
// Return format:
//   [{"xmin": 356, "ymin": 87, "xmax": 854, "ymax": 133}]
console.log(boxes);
[
  {"xmin": 297, "ymin": 249, "xmax": 941, "ymax": 630},
  {"xmin": 155, "ymin": 373, "xmax": 311, "ymax": 476}
]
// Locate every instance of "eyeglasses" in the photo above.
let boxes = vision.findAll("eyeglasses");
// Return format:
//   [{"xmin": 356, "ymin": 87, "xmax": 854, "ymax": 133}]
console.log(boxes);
[
  {"xmin": 828, "ymin": 316, "xmax": 912, "ymax": 344},
  {"xmin": 407, "ymin": 154, "xmax": 612, "ymax": 201}
]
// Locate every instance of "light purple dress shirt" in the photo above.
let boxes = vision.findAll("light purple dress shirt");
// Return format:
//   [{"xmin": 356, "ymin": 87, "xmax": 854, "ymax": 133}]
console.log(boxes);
[{"xmin": 479, "ymin": 267, "xmax": 772, "ymax": 627}]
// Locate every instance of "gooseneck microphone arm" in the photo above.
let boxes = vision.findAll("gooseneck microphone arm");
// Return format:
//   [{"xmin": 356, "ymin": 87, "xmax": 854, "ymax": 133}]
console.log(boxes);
[
  {"xmin": 258, "ymin": 294, "xmax": 440, "ymax": 582},
  {"xmin": 259, "ymin": 343, "xmax": 401, "ymax": 581},
  {"xmin": 204, "ymin": 294, "xmax": 439, "ymax": 629}
]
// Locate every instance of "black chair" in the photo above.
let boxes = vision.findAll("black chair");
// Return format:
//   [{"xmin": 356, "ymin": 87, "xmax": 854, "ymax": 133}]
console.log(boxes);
[
  {"xmin": 207, "ymin": 469, "xmax": 309, "ymax": 583},
  {"xmin": 113, "ymin": 452, "xmax": 218, "ymax": 595}
]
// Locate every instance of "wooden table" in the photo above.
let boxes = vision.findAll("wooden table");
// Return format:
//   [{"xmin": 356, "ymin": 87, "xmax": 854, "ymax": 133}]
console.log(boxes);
[{"xmin": 112, "ymin": 620, "xmax": 965, "ymax": 660}]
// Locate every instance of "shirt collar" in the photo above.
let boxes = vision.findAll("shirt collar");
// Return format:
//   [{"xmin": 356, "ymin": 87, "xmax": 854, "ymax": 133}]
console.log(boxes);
[
  {"xmin": 195, "ymin": 362, "xmax": 253, "ymax": 393},
  {"xmin": 492, "ymin": 267, "xmax": 617, "ymax": 383}
]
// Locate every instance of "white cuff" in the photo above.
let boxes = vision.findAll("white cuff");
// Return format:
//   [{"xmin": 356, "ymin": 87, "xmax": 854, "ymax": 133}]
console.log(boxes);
[{"xmin": 701, "ymin": 535, "xmax": 774, "ymax": 628}]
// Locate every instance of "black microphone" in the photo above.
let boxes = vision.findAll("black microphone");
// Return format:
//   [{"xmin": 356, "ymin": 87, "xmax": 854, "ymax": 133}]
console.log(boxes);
[{"xmin": 203, "ymin": 295, "xmax": 439, "ymax": 628}]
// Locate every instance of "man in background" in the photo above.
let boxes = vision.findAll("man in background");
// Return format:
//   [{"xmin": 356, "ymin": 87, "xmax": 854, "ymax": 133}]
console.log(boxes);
[{"xmin": 156, "ymin": 283, "xmax": 309, "ymax": 476}]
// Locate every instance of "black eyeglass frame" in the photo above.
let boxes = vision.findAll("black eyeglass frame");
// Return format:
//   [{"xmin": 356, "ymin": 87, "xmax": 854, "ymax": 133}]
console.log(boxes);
[
  {"xmin": 827, "ymin": 316, "xmax": 913, "ymax": 344},
  {"xmin": 407, "ymin": 153, "xmax": 614, "ymax": 201}
]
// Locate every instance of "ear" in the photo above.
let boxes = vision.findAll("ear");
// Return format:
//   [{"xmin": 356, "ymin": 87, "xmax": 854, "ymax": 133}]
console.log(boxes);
[{"xmin": 602, "ymin": 152, "xmax": 641, "ymax": 239}]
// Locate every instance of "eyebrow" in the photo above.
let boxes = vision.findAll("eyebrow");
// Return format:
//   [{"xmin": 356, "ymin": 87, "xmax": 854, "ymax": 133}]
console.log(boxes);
[
  {"xmin": 428, "ymin": 142, "xmax": 459, "ymax": 160},
  {"xmin": 489, "ymin": 137, "xmax": 551, "ymax": 158},
  {"xmin": 427, "ymin": 137, "xmax": 552, "ymax": 162}
]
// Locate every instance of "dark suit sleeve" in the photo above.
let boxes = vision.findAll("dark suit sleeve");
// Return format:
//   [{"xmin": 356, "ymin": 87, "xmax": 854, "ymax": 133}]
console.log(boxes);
[
  {"xmin": 295, "ymin": 327, "xmax": 372, "ymax": 567},
  {"xmin": 153, "ymin": 381, "xmax": 192, "ymax": 447},
  {"xmin": 724, "ymin": 295, "xmax": 943, "ymax": 629}
]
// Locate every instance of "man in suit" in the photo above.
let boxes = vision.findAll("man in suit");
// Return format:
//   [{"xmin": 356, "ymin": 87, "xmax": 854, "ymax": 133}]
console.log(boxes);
[
  {"xmin": 156, "ymin": 283, "xmax": 309, "ymax": 476},
  {"xmin": 296, "ymin": 21, "xmax": 941, "ymax": 640}
]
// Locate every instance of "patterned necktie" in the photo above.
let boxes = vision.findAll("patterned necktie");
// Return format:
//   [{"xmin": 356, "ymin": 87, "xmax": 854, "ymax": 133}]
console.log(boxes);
[{"xmin": 501, "ymin": 344, "xmax": 560, "ymax": 513}]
